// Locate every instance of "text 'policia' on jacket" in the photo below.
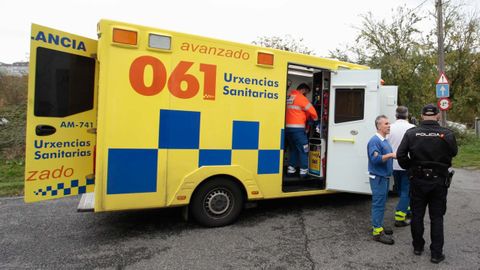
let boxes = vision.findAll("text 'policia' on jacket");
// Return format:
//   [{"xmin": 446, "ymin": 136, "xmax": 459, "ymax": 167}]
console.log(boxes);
[
  {"xmin": 24, "ymin": 20, "xmax": 398, "ymax": 227},
  {"xmin": 397, "ymin": 120, "xmax": 458, "ymax": 174}
]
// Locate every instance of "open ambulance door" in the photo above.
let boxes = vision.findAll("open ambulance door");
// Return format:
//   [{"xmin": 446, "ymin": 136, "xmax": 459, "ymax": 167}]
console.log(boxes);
[
  {"xmin": 379, "ymin": 85, "xmax": 398, "ymax": 122},
  {"xmin": 326, "ymin": 69, "xmax": 382, "ymax": 194},
  {"xmin": 24, "ymin": 24, "xmax": 98, "ymax": 202}
]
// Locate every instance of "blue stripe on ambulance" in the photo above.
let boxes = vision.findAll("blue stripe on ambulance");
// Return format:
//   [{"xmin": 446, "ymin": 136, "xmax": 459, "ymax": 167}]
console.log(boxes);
[
  {"xmin": 158, "ymin": 109, "xmax": 200, "ymax": 149},
  {"xmin": 258, "ymin": 150, "xmax": 280, "ymax": 174},
  {"xmin": 107, "ymin": 149, "xmax": 158, "ymax": 194},
  {"xmin": 232, "ymin": 121, "xmax": 259, "ymax": 149},
  {"xmin": 199, "ymin": 150, "xmax": 232, "ymax": 167},
  {"xmin": 105, "ymin": 109, "xmax": 282, "ymax": 195}
]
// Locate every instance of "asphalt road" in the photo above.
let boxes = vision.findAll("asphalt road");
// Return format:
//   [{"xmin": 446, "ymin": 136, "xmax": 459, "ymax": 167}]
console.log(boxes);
[{"xmin": 1, "ymin": 169, "xmax": 479, "ymax": 269}]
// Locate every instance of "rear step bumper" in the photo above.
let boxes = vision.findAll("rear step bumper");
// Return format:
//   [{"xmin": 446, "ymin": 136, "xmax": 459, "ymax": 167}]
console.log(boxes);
[{"xmin": 77, "ymin": 192, "xmax": 95, "ymax": 212}]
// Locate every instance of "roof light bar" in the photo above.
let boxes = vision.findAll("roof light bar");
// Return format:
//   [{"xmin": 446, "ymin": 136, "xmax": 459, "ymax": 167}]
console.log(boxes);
[
  {"xmin": 148, "ymin": 34, "xmax": 171, "ymax": 50},
  {"xmin": 257, "ymin": 52, "xmax": 274, "ymax": 66},
  {"xmin": 112, "ymin": 28, "xmax": 137, "ymax": 46}
]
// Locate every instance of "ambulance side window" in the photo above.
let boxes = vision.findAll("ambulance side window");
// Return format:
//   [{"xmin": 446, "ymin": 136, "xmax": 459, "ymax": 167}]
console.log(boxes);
[
  {"xmin": 34, "ymin": 47, "xmax": 95, "ymax": 117},
  {"xmin": 334, "ymin": 88, "xmax": 364, "ymax": 123}
]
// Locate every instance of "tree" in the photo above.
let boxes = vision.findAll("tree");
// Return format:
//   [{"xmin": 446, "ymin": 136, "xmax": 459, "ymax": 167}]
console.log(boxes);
[
  {"xmin": 330, "ymin": 6, "xmax": 433, "ymax": 115},
  {"xmin": 252, "ymin": 35, "xmax": 315, "ymax": 55},
  {"xmin": 432, "ymin": 2, "xmax": 480, "ymax": 123},
  {"xmin": 330, "ymin": 2, "xmax": 480, "ymax": 124}
]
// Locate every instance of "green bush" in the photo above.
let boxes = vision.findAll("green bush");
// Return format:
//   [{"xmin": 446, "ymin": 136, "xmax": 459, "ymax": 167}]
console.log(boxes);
[
  {"xmin": 0, "ymin": 103, "xmax": 27, "ymax": 160},
  {"xmin": 0, "ymin": 74, "xmax": 27, "ymax": 196},
  {"xmin": 0, "ymin": 75, "xmax": 27, "ymax": 160},
  {"xmin": 449, "ymin": 126, "xmax": 477, "ymax": 146},
  {"xmin": 0, "ymin": 74, "xmax": 28, "ymax": 106}
]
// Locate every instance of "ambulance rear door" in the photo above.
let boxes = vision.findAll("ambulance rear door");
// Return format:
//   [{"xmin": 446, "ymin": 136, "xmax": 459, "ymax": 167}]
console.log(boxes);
[
  {"xmin": 326, "ymin": 69, "xmax": 382, "ymax": 194},
  {"xmin": 24, "ymin": 24, "xmax": 98, "ymax": 202}
]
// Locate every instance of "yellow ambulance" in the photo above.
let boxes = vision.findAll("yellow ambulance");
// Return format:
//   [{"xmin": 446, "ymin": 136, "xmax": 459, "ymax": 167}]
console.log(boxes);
[{"xmin": 25, "ymin": 20, "xmax": 398, "ymax": 226}]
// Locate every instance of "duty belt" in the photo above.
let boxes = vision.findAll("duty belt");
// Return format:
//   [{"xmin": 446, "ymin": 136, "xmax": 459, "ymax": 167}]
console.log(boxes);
[{"xmin": 411, "ymin": 166, "xmax": 447, "ymax": 180}]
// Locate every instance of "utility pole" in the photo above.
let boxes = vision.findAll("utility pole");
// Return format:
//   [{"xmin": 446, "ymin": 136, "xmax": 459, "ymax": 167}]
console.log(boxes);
[{"xmin": 436, "ymin": 0, "xmax": 447, "ymax": 127}]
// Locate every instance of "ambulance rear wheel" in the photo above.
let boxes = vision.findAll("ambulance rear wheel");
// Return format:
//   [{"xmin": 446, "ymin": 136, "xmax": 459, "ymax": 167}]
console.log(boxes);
[{"xmin": 190, "ymin": 178, "xmax": 244, "ymax": 227}]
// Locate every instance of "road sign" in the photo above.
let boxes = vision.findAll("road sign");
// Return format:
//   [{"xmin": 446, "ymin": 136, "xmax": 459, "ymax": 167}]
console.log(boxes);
[
  {"xmin": 438, "ymin": 97, "xmax": 452, "ymax": 111},
  {"xmin": 436, "ymin": 72, "xmax": 449, "ymax": 84},
  {"xmin": 436, "ymin": 84, "xmax": 450, "ymax": 98}
]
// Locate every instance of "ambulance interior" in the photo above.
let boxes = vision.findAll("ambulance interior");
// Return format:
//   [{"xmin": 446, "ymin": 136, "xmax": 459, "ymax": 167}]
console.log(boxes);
[{"xmin": 283, "ymin": 64, "xmax": 330, "ymax": 192}]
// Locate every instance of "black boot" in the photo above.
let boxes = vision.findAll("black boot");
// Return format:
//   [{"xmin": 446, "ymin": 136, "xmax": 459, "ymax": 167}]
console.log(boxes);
[
  {"xmin": 394, "ymin": 220, "xmax": 410, "ymax": 227},
  {"xmin": 383, "ymin": 227, "xmax": 393, "ymax": 235},
  {"xmin": 431, "ymin": 254, "xmax": 445, "ymax": 264}
]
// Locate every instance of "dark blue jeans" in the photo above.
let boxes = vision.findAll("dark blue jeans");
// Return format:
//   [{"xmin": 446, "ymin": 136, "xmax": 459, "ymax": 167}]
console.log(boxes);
[{"xmin": 285, "ymin": 128, "xmax": 308, "ymax": 169}]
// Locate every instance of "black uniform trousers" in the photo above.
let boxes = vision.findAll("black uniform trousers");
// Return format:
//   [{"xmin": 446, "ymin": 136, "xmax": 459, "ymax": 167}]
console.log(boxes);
[{"xmin": 410, "ymin": 177, "xmax": 448, "ymax": 257}]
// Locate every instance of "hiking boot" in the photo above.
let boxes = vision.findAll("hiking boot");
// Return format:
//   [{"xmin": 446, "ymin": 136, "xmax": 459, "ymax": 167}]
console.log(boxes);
[
  {"xmin": 384, "ymin": 227, "xmax": 393, "ymax": 235},
  {"xmin": 431, "ymin": 254, "xmax": 445, "ymax": 264},
  {"xmin": 394, "ymin": 220, "xmax": 410, "ymax": 227},
  {"xmin": 373, "ymin": 232, "xmax": 394, "ymax": 245}
]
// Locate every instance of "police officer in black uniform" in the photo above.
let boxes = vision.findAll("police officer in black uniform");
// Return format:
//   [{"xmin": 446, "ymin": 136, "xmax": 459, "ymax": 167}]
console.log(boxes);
[{"xmin": 397, "ymin": 104, "xmax": 457, "ymax": 264}]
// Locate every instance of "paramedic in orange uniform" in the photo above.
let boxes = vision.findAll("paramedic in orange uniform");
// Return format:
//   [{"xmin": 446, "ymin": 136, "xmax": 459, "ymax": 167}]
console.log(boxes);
[{"xmin": 285, "ymin": 83, "xmax": 318, "ymax": 178}]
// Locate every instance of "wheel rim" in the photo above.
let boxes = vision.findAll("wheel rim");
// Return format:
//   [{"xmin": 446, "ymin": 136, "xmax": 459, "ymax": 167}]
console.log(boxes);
[{"xmin": 203, "ymin": 188, "xmax": 233, "ymax": 217}]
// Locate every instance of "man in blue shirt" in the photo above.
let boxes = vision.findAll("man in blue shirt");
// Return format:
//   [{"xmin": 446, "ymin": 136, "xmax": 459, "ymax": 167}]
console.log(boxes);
[{"xmin": 367, "ymin": 115, "xmax": 396, "ymax": 244}]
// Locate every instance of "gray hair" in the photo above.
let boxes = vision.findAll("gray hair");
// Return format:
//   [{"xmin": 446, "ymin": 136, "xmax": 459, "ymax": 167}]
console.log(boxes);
[
  {"xmin": 395, "ymin": 106, "xmax": 408, "ymax": 120},
  {"xmin": 375, "ymin": 115, "xmax": 388, "ymax": 129}
]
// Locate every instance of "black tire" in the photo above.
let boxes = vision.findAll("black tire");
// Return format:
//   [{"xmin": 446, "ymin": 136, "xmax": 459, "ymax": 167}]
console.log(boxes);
[{"xmin": 190, "ymin": 177, "xmax": 244, "ymax": 227}]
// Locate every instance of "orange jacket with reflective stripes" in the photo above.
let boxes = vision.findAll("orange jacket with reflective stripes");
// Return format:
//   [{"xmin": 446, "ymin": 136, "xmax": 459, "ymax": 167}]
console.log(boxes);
[{"xmin": 285, "ymin": 89, "xmax": 318, "ymax": 128}]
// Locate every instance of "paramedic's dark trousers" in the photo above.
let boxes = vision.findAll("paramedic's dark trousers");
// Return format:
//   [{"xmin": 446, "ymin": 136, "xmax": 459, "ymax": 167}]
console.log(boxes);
[
  {"xmin": 409, "ymin": 177, "xmax": 448, "ymax": 257},
  {"xmin": 285, "ymin": 128, "xmax": 308, "ymax": 169}
]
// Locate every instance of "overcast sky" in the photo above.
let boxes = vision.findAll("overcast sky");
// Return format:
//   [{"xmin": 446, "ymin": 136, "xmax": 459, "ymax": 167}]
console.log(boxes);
[{"xmin": 1, "ymin": 0, "xmax": 479, "ymax": 64}]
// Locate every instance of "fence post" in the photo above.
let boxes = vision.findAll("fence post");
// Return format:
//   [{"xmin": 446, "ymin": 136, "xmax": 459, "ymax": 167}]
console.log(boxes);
[{"xmin": 476, "ymin": 117, "xmax": 480, "ymax": 137}]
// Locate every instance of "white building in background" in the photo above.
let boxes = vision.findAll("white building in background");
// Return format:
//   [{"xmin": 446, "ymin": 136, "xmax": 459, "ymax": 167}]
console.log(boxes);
[{"xmin": 0, "ymin": 62, "xmax": 29, "ymax": 76}]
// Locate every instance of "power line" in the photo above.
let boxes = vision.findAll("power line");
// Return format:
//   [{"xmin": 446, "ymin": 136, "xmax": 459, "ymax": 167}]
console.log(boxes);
[{"xmin": 414, "ymin": 0, "xmax": 430, "ymax": 11}]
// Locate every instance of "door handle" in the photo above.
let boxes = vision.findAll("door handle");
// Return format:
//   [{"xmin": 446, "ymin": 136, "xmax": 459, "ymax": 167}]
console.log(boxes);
[
  {"xmin": 332, "ymin": 137, "xmax": 355, "ymax": 143},
  {"xmin": 35, "ymin": 125, "xmax": 56, "ymax": 136}
]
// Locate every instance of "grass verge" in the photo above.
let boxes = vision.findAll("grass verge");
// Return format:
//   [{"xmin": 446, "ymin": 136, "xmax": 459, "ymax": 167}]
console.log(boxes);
[
  {"xmin": 0, "ymin": 159, "xmax": 24, "ymax": 197},
  {"xmin": 453, "ymin": 137, "xmax": 480, "ymax": 169}
]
